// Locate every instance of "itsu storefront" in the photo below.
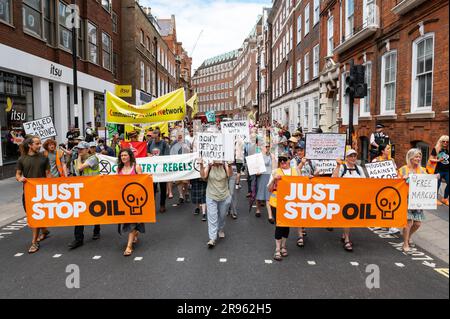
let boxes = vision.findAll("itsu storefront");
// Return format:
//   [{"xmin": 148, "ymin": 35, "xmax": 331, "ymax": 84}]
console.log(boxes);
[{"xmin": 0, "ymin": 43, "xmax": 114, "ymax": 178}]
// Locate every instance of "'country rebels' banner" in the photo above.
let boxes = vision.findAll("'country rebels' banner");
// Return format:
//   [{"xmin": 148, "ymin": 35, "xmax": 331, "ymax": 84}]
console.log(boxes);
[
  {"xmin": 106, "ymin": 88, "xmax": 185, "ymax": 124},
  {"xmin": 24, "ymin": 175, "xmax": 155, "ymax": 228},
  {"xmin": 276, "ymin": 176, "xmax": 408, "ymax": 228},
  {"xmin": 97, "ymin": 153, "xmax": 201, "ymax": 183}
]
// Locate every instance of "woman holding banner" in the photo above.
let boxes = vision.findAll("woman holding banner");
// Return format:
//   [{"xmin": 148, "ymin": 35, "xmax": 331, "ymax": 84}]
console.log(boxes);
[
  {"xmin": 200, "ymin": 160, "xmax": 232, "ymax": 248},
  {"xmin": 332, "ymin": 149, "xmax": 366, "ymax": 252},
  {"xmin": 398, "ymin": 148, "xmax": 429, "ymax": 254},
  {"xmin": 267, "ymin": 152, "xmax": 299, "ymax": 261},
  {"xmin": 117, "ymin": 148, "xmax": 145, "ymax": 256}
]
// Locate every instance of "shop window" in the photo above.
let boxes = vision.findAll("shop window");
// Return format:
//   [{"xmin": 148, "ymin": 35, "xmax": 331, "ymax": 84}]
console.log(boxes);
[
  {"xmin": 0, "ymin": 71, "xmax": 34, "ymax": 164},
  {"xmin": 94, "ymin": 93, "xmax": 105, "ymax": 128}
]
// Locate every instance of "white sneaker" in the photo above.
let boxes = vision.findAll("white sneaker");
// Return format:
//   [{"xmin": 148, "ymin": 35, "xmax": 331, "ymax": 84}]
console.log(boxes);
[
  {"xmin": 218, "ymin": 230, "xmax": 225, "ymax": 239},
  {"xmin": 235, "ymin": 184, "xmax": 239, "ymax": 190},
  {"xmin": 207, "ymin": 240, "xmax": 215, "ymax": 248}
]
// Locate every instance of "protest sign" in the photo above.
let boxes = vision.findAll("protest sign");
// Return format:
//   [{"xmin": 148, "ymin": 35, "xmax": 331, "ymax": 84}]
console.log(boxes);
[
  {"xmin": 305, "ymin": 133, "xmax": 347, "ymax": 160},
  {"xmin": 120, "ymin": 141, "xmax": 147, "ymax": 158},
  {"xmin": 245, "ymin": 153, "xmax": 267, "ymax": 175},
  {"xmin": 106, "ymin": 88, "xmax": 185, "ymax": 124},
  {"xmin": 277, "ymin": 176, "xmax": 408, "ymax": 228},
  {"xmin": 24, "ymin": 175, "xmax": 155, "ymax": 228},
  {"xmin": 220, "ymin": 121, "xmax": 250, "ymax": 142},
  {"xmin": 196, "ymin": 133, "xmax": 234, "ymax": 162},
  {"xmin": 206, "ymin": 110, "xmax": 216, "ymax": 123},
  {"xmin": 365, "ymin": 160, "xmax": 398, "ymax": 179},
  {"xmin": 97, "ymin": 152, "xmax": 201, "ymax": 183},
  {"xmin": 408, "ymin": 174, "xmax": 438, "ymax": 210},
  {"xmin": 97, "ymin": 127, "xmax": 106, "ymax": 140},
  {"xmin": 313, "ymin": 160, "xmax": 337, "ymax": 175},
  {"xmin": 23, "ymin": 117, "xmax": 57, "ymax": 140}
]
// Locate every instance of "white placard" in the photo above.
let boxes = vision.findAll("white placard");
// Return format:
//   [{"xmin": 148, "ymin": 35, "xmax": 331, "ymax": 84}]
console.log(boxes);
[
  {"xmin": 305, "ymin": 133, "xmax": 347, "ymax": 160},
  {"xmin": 365, "ymin": 160, "xmax": 398, "ymax": 179},
  {"xmin": 312, "ymin": 160, "xmax": 337, "ymax": 175},
  {"xmin": 220, "ymin": 121, "xmax": 250, "ymax": 142},
  {"xmin": 245, "ymin": 153, "xmax": 266, "ymax": 175},
  {"xmin": 196, "ymin": 133, "xmax": 234, "ymax": 162},
  {"xmin": 23, "ymin": 116, "xmax": 57, "ymax": 140},
  {"xmin": 408, "ymin": 174, "xmax": 438, "ymax": 210}
]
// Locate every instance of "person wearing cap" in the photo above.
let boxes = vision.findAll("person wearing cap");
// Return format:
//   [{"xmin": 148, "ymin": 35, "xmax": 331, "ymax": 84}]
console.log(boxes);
[
  {"xmin": 370, "ymin": 124, "xmax": 390, "ymax": 161},
  {"xmin": 288, "ymin": 137, "xmax": 298, "ymax": 158},
  {"xmin": 277, "ymin": 136, "xmax": 289, "ymax": 156},
  {"xmin": 68, "ymin": 140, "xmax": 101, "ymax": 249},
  {"xmin": 128, "ymin": 130, "xmax": 139, "ymax": 142},
  {"xmin": 332, "ymin": 149, "xmax": 366, "ymax": 252},
  {"xmin": 85, "ymin": 121, "xmax": 96, "ymax": 143},
  {"xmin": 66, "ymin": 125, "xmax": 79, "ymax": 150},
  {"xmin": 97, "ymin": 138, "xmax": 114, "ymax": 156},
  {"xmin": 267, "ymin": 152, "xmax": 299, "ymax": 261}
]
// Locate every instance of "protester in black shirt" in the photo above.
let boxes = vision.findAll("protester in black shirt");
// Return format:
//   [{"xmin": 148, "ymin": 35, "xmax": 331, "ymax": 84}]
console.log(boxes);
[{"xmin": 430, "ymin": 135, "xmax": 449, "ymax": 206}]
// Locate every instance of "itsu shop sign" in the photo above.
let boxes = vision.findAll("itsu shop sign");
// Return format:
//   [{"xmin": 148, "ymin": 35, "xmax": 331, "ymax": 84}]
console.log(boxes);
[{"xmin": 23, "ymin": 117, "xmax": 57, "ymax": 140}]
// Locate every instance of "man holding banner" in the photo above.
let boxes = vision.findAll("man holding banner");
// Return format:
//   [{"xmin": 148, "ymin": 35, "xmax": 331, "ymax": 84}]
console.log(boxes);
[{"xmin": 16, "ymin": 136, "xmax": 51, "ymax": 254}]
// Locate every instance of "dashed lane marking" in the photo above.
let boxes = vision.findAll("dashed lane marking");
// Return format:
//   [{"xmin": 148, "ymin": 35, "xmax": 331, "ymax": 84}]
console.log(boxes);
[
  {"xmin": 134, "ymin": 257, "xmax": 143, "ymax": 261},
  {"xmin": 395, "ymin": 263, "xmax": 405, "ymax": 268},
  {"xmin": 264, "ymin": 260, "xmax": 273, "ymax": 264},
  {"xmin": 308, "ymin": 261, "xmax": 316, "ymax": 265},
  {"xmin": 176, "ymin": 257, "xmax": 185, "ymax": 262},
  {"xmin": 14, "ymin": 253, "xmax": 23, "ymax": 257},
  {"xmin": 220, "ymin": 258, "xmax": 227, "ymax": 263},
  {"xmin": 350, "ymin": 262, "xmax": 359, "ymax": 266},
  {"xmin": 52, "ymin": 254, "xmax": 62, "ymax": 258},
  {"xmin": 434, "ymin": 268, "xmax": 449, "ymax": 279},
  {"xmin": 92, "ymin": 256, "xmax": 101, "ymax": 260}
]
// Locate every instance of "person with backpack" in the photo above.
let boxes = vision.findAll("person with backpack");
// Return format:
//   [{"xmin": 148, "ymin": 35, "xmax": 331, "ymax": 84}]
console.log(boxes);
[
  {"xmin": 43, "ymin": 139, "xmax": 68, "ymax": 178},
  {"xmin": 200, "ymin": 159, "xmax": 232, "ymax": 249},
  {"xmin": 332, "ymin": 149, "xmax": 366, "ymax": 252},
  {"xmin": 68, "ymin": 141, "xmax": 101, "ymax": 249}
]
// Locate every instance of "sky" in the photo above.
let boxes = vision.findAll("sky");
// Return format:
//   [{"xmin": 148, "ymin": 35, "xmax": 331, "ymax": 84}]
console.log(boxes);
[{"xmin": 140, "ymin": 0, "xmax": 272, "ymax": 72}]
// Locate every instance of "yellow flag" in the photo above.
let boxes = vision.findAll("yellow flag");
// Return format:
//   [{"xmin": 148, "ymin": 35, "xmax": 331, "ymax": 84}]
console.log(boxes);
[
  {"xmin": 106, "ymin": 88, "xmax": 185, "ymax": 124},
  {"xmin": 186, "ymin": 93, "xmax": 198, "ymax": 117},
  {"xmin": 125, "ymin": 122, "xmax": 169, "ymax": 141}
]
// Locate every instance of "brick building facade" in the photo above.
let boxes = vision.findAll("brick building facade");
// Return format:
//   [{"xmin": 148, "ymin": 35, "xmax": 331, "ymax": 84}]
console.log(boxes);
[
  {"xmin": 0, "ymin": 0, "xmax": 120, "ymax": 177},
  {"xmin": 319, "ymin": 0, "xmax": 449, "ymax": 165}
]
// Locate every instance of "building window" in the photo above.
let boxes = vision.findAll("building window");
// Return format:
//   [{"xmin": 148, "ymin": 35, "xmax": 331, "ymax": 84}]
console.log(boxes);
[
  {"xmin": 381, "ymin": 51, "xmax": 397, "ymax": 114},
  {"xmin": 327, "ymin": 16, "xmax": 334, "ymax": 56},
  {"xmin": 102, "ymin": 32, "xmax": 111, "ymax": 70},
  {"xmin": 94, "ymin": 93, "xmax": 105, "ymax": 128},
  {"xmin": 101, "ymin": 0, "xmax": 111, "ymax": 12},
  {"xmin": 0, "ymin": 0, "xmax": 12, "ymax": 24},
  {"xmin": 296, "ymin": 59, "xmax": 301, "ymax": 87},
  {"xmin": 304, "ymin": 52, "xmax": 310, "ymax": 82},
  {"xmin": 58, "ymin": 2, "xmax": 73, "ymax": 51},
  {"xmin": 87, "ymin": 22, "xmax": 98, "ymax": 64},
  {"xmin": 346, "ymin": 0, "xmax": 354, "ymax": 39},
  {"xmin": 113, "ymin": 52, "xmax": 118, "ymax": 79},
  {"xmin": 412, "ymin": 34, "xmax": 434, "ymax": 111},
  {"xmin": 289, "ymin": 25, "xmax": 293, "ymax": 51},
  {"xmin": 140, "ymin": 62, "xmax": 145, "ymax": 91},
  {"xmin": 313, "ymin": 0, "xmax": 320, "ymax": 26},
  {"xmin": 363, "ymin": 0, "xmax": 376, "ymax": 27},
  {"xmin": 313, "ymin": 45, "xmax": 319, "ymax": 78},
  {"xmin": 0, "ymin": 71, "xmax": 34, "ymax": 163},
  {"xmin": 146, "ymin": 66, "xmax": 151, "ymax": 93},
  {"xmin": 112, "ymin": 12, "xmax": 118, "ymax": 33},
  {"xmin": 303, "ymin": 100, "xmax": 309, "ymax": 130},
  {"xmin": 23, "ymin": 0, "xmax": 47, "ymax": 38},
  {"xmin": 304, "ymin": 4, "xmax": 310, "ymax": 36},
  {"xmin": 361, "ymin": 62, "xmax": 372, "ymax": 115},
  {"xmin": 140, "ymin": 30, "xmax": 144, "ymax": 45},
  {"xmin": 296, "ymin": 14, "xmax": 302, "ymax": 45}
]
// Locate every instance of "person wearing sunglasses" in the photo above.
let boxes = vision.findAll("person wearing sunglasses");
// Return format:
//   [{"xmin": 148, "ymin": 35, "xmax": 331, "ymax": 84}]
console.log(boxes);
[
  {"xmin": 267, "ymin": 152, "xmax": 299, "ymax": 261},
  {"xmin": 430, "ymin": 135, "xmax": 449, "ymax": 206}
]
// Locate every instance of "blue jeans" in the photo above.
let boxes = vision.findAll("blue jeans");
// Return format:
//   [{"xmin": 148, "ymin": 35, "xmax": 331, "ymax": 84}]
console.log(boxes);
[
  {"xmin": 206, "ymin": 196, "xmax": 231, "ymax": 241},
  {"xmin": 437, "ymin": 170, "xmax": 449, "ymax": 199}
]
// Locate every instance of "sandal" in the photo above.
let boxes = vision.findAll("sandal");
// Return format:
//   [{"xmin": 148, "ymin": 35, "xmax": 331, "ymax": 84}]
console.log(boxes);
[
  {"xmin": 123, "ymin": 245, "xmax": 133, "ymax": 256},
  {"xmin": 28, "ymin": 242, "xmax": 40, "ymax": 254},
  {"xmin": 281, "ymin": 247, "xmax": 288, "ymax": 257},
  {"xmin": 297, "ymin": 237, "xmax": 304, "ymax": 247},
  {"xmin": 273, "ymin": 250, "xmax": 282, "ymax": 261},
  {"xmin": 302, "ymin": 229, "xmax": 307, "ymax": 237},
  {"xmin": 268, "ymin": 217, "xmax": 275, "ymax": 224},
  {"xmin": 343, "ymin": 241, "xmax": 353, "ymax": 252},
  {"xmin": 255, "ymin": 212, "xmax": 261, "ymax": 218},
  {"xmin": 37, "ymin": 230, "xmax": 50, "ymax": 242}
]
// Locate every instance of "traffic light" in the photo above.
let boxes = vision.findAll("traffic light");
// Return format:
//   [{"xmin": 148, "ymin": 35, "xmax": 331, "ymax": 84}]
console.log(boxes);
[{"xmin": 345, "ymin": 65, "xmax": 367, "ymax": 98}]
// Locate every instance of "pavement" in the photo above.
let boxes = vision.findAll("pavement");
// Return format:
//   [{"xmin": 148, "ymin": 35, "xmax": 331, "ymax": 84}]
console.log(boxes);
[{"xmin": 0, "ymin": 177, "xmax": 448, "ymax": 299}]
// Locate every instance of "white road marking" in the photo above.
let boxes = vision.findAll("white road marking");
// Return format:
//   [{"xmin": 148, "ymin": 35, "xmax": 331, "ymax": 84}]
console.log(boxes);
[
  {"xmin": 92, "ymin": 256, "xmax": 101, "ymax": 260},
  {"xmin": 265, "ymin": 260, "xmax": 273, "ymax": 264},
  {"xmin": 134, "ymin": 257, "xmax": 143, "ymax": 261},
  {"xmin": 308, "ymin": 261, "xmax": 316, "ymax": 265},
  {"xmin": 395, "ymin": 263, "xmax": 405, "ymax": 268},
  {"xmin": 350, "ymin": 262, "xmax": 359, "ymax": 266},
  {"xmin": 220, "ymin": 258, "xmax": 227, "ymax": 263},
  {"xmin": 177, "ymin": 257, "xmax": 185, "ymax": 262},
  {"xmin": 52, "ymin": 254, "xmax": 62, "ymax": 258},
  {"xmin": 14, "ymin": 253, "xmax": 23, "ymax": 257}
]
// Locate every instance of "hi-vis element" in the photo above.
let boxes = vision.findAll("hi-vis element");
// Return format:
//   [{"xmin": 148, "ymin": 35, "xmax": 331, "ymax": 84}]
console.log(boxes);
[
  {"xmin": 24, "ymin": 175, "xmax": 155, "ymax": 228},
  {"xmin": 186, "ymin": 93, "xmax": 198, "ymax": 117},
  {"xmin": 106, "ymin": 88, "xmax": 185, "ymax": 124},
  {"xmin": 115, "ymin": 85, "xmax": 133, "ymax": 97},
  {"xmin": 276, "ymin": 176, "xmax": 408, "ymax": 228}
]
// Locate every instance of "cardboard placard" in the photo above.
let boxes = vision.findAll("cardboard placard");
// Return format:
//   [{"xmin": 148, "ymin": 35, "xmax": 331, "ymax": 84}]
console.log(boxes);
[
  {"xmin": 408, "ymin": 174, "xmax": 438, "ymax": 210},
  {"xmin": 305, "ymin": 133, "xmax": 347, "ymax": 160},
  {"xmin": 245, "ymin": 153, "xmax": 267, "ymax": 175},
  {"xmin": 365, "ymin": 160, "xmax": 398, "ymax": 179},
  {"xmin": 23, "ymin": 116, "xmax": 57, "ymax": 140}
]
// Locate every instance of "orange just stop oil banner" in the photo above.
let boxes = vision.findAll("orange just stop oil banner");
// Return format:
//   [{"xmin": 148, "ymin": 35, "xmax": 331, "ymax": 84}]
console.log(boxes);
[
  {"xmin": 24, "ymin": 175, "xmax": 155, "ymax": 228},
  {"xmin": 276, "ymin": 176, "xmax": 408, "ymax": 228}
]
